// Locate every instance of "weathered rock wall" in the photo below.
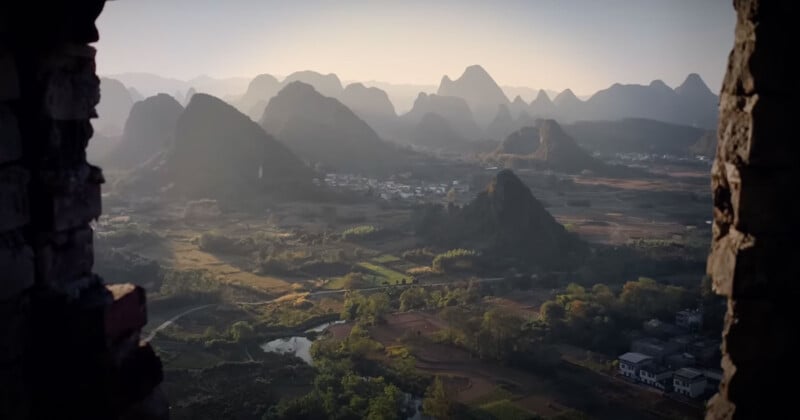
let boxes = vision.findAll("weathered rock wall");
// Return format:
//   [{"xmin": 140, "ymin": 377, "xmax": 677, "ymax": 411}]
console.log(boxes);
[
  {"xmin": 0, "ymin": 2, "xmax": 166, "ymax": 419},
  {"xmin": 706, "ymin": 0, "xmax": 800, "ymax": 418}
]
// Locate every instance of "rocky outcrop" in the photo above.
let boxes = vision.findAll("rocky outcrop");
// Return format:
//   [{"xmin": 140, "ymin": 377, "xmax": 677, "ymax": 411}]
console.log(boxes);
[
  {"xmin": 437, "ymin": 65, "xmax": 510, "ymax": 126},
  {"xmin": 689, "ymin": 131, "xmax": 717, "ymax": 158},
  {"xmin": 532, "ymin": 119, "xmax": 600, "ymax": 171},
  {"xmin": 459, "ymin": 170, "xmax": 583, "ymax": 265},
  {"xmin": 104, "ymin": 93, "xmax": 184, "ymax": 170},
  {"xmin": 494, "ymin": 119, "xmax": 601, "ymax": 173}
]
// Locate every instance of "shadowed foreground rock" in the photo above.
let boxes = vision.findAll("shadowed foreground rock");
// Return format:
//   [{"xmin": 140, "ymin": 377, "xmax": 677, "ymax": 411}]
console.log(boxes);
[
  {"xmin": 706, "ymin": 0, "xmax": 800, "ymax": 418},
  {"xmin": 0, "ymin": 2, "xmax": 166, "ymax": 419}
]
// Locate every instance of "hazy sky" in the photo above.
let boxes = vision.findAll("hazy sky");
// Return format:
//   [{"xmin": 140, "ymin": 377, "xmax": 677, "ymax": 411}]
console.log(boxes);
[{"xmin": 96, "ymin": 0, "xmax": 735, "ymax": 94}]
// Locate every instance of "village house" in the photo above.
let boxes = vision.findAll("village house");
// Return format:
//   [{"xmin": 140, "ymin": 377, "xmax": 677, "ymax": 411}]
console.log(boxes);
[
  {"xmin": 618, "ymin": 352, "xmax": 653, "ymax": 379},
  {"xmin": 631, "ymin": 337, "xmax": 681, "ymax": 363},
  {"xmin": 673, "ymin": 368, "xmax": 707, "ymax": 398},
  {"xmin": 639, "ymin": 365, "xmax": 673, "ymax": 391},
  {"xmin": 665, "ymin": 352, "xmax": 696, "ymax": 369}
]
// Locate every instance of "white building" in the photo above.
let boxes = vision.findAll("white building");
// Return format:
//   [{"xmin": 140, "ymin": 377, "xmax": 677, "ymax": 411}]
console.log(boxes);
[
  {"xmin": 673, "ymin": 367, "xmax": 707, "ymax": 398},
  {"xmin": 639, "ymin": 365, "xmax": 673, "ymax": 391},
  {"xmin": 618, "ymin": 352, "xmax": 653, "ymax": 379}
]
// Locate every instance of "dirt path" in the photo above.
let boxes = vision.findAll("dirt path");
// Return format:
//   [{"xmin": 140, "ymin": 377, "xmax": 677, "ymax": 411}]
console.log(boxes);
[{"xmin": 144, "ymin": 304, "xmax": 218, "ymax": 342}]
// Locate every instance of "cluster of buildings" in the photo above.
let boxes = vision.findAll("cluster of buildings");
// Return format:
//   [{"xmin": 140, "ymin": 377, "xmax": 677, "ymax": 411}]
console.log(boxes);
[
  {"xmin": 607, "ymin": 152, "xmax": 712, "ymax": 168},
  {"xmin": 315, "ymin": 173, "xmax": 471, "ymax": 203},
  {"xmin": 617, "ymin": 309, "xmax": 722, "ymax": 399}
]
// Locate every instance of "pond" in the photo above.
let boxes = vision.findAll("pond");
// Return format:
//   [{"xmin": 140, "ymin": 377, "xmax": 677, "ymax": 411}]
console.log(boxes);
[
  {"xmin": 260, "ymin": 320, "xmax": 345, "ymax": 364},
  {"xmin": 260, "ymin": 320, "xmax": 425, "ymax": 419}
]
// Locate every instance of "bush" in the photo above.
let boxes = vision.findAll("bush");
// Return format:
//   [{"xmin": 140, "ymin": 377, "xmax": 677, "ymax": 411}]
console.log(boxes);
[
  {"xmin": 432, "ymin": 249, "xmax": 478, "ymax": 273},
  {"xmin": 342, "ymin": 225, "xmax": 380, "ymax": 241},
  {"xmin": 401, "ymin": 248, "xmax": 436, "ymax": 264}
]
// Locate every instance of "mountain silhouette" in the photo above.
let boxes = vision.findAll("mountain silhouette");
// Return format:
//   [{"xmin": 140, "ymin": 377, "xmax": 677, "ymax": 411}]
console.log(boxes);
[
  {"xmin": 96, "ymin": 77, "xmax": 134, "ymax": 136},
  {"xmin": 552, "ymin": 89, "xmax": 584, "ymax": 121},
  {"xmin": 338, "ymin": 83, "xmax": 398, "ymax": 140},
  {"xmin": 261, "ymin": 82, "xmax": 407, "ymax": 174},
  {"xmin": 563, "ymin": 118, "xmax": 710, "ymax": 155},
  {"xmin": 509, "ymin": 95, "xmax": 529, "ymax": 118},
  {"xmin": 437, "ymin": 65, "xmax": 510, "ymax": 127},
  {"xmin": 104, "ymin": 93, "xmax": 184, "ymax": 170},
  {"xmin": 421, "ymin": 169, "xmax": 584, "ymax": 267},
  {"xmin": 401, "ymin": 92, "xmax": 481, "ymax": 140},
  {"xmin": 674, "ymin": 73, "xmax": 718, "ymax": 128},
  {"xmin": 494, "ymin": 120, "xmax": 601, "ymax": 172},
  {"xmin": 282, "ymin": 70, "xmax": 343, "ymax": 98},
  {"xmin": 164, "ymin": 93, "xmax": 312, "ymax": 198},
  {"xmin": 236, "ymin": 73, "xmax": 281, "ymax": 119},
  {"xmin": 486, "ymin": 104, "xmax": 515, "ymax": 141},
  {"xmin": 498, "ymin": 126, "xmax": 540, "ymax": 155},
  {"xmin": 410, "ymin": 112, "xmax": 468, "ymax": 151},
  {"xmin": 529, "ymin": 90, "xmax": 556, "ymax": 118}
]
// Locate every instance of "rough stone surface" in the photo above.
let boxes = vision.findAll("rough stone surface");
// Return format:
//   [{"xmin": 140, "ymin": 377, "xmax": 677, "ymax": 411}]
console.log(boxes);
[
  {"xmin": 0, "ymin": 51, "xmax": 20, "ymax": 101},
  {"xmin": 0, "ymin": 166, "xmax": 29, "ymax": 231},
  {"xmin": 706, "ymin": 1, "xmax": 800, "ymax": 418},
  {"xmin": 0, "ymin": 1, "xmax": 166, "ymax": 418},
  {"xmin": 0, "ymin": 234, "xmax": 34, "ymax": 301},
  {"xmin": 0, "ymin": 104, "xmax": 22, "ymax": 163}
]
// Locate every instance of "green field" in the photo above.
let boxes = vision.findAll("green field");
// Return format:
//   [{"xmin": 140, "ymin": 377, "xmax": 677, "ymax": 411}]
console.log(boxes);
[
  {"xmin": 323, "ymin": 261, "xmax": 408, "ymax": 290},
  {"xmin": 372, "ymin": 254, "xmax": 401, "ymax": 264},
  {"xmin": 357, "ymin": 262, "xmax": 408, "ymax": 284}
]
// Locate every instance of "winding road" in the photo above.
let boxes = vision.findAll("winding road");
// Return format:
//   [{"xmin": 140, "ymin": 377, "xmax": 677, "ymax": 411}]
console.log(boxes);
[{"xmin": 143, "ymin": 304, "xmax": 218, "ymax": 342}]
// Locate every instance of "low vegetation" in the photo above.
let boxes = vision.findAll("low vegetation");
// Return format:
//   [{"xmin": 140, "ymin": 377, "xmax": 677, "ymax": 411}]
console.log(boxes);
[{"xmin": 342, "ymin": 225, "xmax": 381, "ymax": 241}]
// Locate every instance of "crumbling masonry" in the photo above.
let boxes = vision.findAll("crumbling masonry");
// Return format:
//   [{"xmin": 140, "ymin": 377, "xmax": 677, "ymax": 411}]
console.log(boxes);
[
  {"xmin": 1, "ymin": 2, "xmax": 166, "ymax": 419},
  {"xmin": 706, "ymin": 0, "xmax": 799, "ymax": 418}
]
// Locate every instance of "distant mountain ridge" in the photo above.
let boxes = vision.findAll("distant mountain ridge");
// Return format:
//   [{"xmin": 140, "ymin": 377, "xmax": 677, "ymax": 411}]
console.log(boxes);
[
  {"xmin": 103, "ymin": 93, "xmax": 184, "ymax": 170},
  {"xmin": 120, "ymin": 93, "xmax": 312, "ymax": 199},
  {"xmin": 437, "ymin": 65, "xmax": 510, "ymax": 126},
  {"xmin": 260, "ymin": 82, "xmax": 411, "ymax": 174}
]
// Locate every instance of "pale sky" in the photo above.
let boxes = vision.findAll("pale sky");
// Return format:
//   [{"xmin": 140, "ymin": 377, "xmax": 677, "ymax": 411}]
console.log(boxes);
[{"xmin": 96, "ymin": 0, "xmax": 736, "ymax": 94}]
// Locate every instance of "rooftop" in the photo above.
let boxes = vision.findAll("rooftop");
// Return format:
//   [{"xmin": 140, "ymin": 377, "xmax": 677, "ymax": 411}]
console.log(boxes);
[
  {"xmin": 619, "ymin": 352, "xmax": 654, "ymax": 364},
  {"xmin": 642, "ymin": 364, "xmax": 672, "ymax": 374},
  {"xmin": 675, "ymin": 367, "xmax": 704, "ymax": 380}
]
